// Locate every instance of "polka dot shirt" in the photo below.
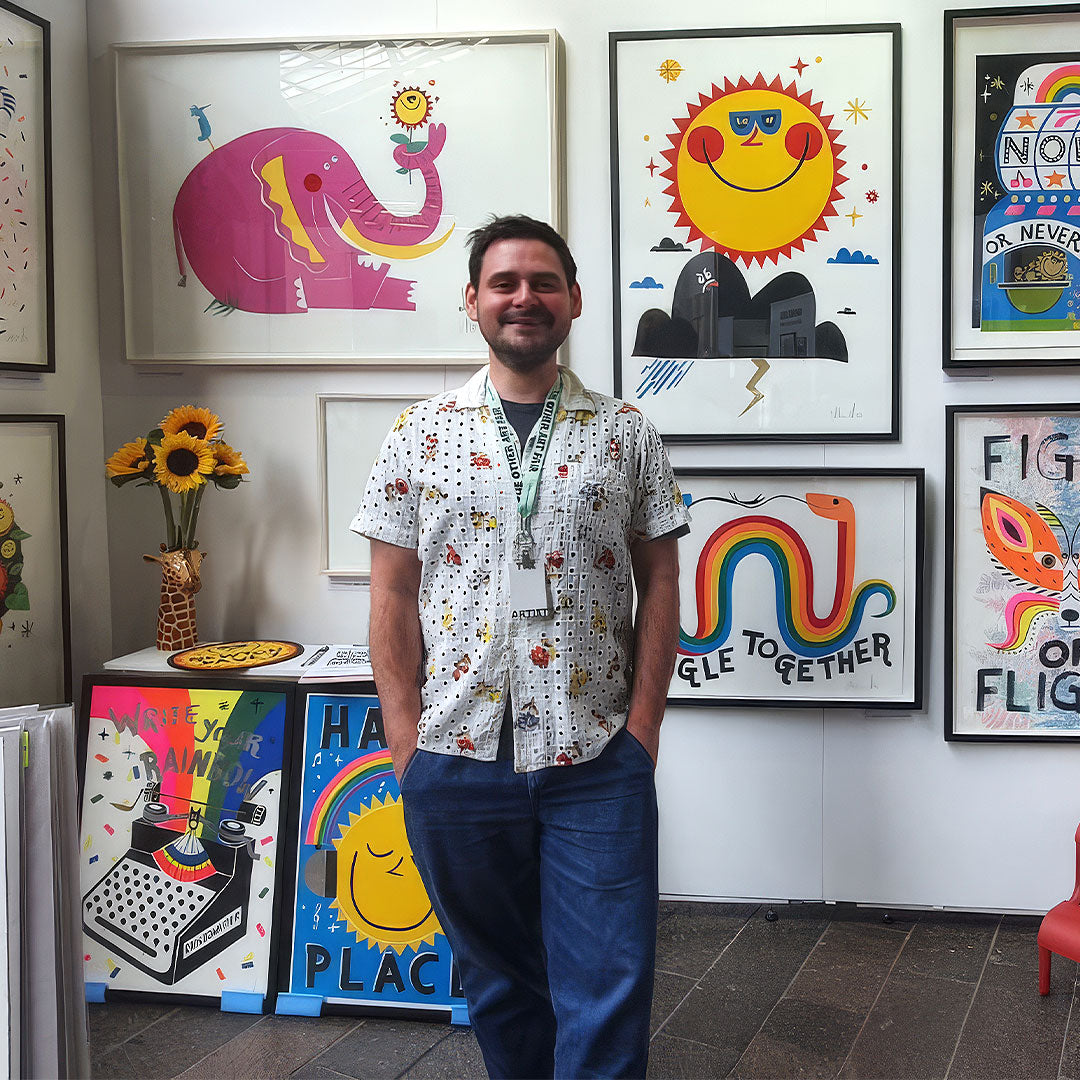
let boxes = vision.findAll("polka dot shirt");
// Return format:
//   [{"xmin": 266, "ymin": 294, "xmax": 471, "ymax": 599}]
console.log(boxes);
[{"xmin": 351, "ymin": 365, "xmax": 691, "ymax": 772}]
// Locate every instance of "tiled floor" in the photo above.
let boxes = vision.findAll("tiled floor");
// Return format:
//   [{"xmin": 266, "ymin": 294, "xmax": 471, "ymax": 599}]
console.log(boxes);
[{"xmin": 88, "ymin": 901, "xmax": 1080, "ymax": 1079}]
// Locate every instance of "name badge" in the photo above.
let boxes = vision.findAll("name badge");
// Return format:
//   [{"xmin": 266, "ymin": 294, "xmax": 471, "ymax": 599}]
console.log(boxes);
[{"xmin": 509, "ymin": 563, "xmax": 552, "ymax": 619}]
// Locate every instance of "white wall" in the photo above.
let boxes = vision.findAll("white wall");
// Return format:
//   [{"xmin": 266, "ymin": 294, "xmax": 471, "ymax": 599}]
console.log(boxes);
[
  {"xmin": 1, "ymin": 1, "xmax": 109, "ymax": 696},
  {"xmin": 84, "ymin": 0, "xmax": 1080, "ymax": 913}
]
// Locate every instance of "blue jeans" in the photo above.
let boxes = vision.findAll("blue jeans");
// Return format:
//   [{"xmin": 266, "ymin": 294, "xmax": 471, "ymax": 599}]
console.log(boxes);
[{"xmin": 400, "ymin": 728, "xmax": 658, "ymax": 1079}]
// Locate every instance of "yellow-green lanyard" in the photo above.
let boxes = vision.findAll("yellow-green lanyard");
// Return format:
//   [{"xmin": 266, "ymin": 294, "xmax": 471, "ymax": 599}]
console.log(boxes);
[{"xmin": 485, "ymin": 375, "xmax": 562, "ymax": 566}]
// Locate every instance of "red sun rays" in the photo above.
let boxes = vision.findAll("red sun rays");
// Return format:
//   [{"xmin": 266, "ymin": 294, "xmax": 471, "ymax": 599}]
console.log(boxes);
[{"xmin": 659, "ymin": 73, "xmax": 847, "ymax": 268}]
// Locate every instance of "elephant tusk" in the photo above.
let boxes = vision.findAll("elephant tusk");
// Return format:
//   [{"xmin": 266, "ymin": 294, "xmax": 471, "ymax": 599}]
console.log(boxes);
[{"xmin": 327, "ymin": 203, "xmax": 455, "ymax": 260}]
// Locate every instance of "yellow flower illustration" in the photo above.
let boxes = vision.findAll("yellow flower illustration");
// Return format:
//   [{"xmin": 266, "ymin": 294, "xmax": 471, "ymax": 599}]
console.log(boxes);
[
  {"xmin": 105, "ymin": 437, "xmax": 151, "ymax": 477},
  {"xmin": 212, "ymin": 442, "xmax": 249, "ymax": 476},
  {"xmin": 152, "ymin": 432, "xmax": 214, "ymax": 494},
  {"xmin": 160, "ymin": 405, "xmax": 224, "ymax": 443}
]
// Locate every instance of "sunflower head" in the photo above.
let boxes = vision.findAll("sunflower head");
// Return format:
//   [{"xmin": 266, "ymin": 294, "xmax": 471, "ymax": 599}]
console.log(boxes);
[
  {"xmin": 160, "ymin": 405, "xmax": 223, "ymax": 443},
  {"xmin": 105, "ymin": 437, "xmax": 152, "ymax": 486},
  {"xmin": 210, "ymin": 442, "xmax": 250, "ymax": 489},
  {"xmin": 152, "ymin": 432, "xmax": 215, "ymax": 494}
]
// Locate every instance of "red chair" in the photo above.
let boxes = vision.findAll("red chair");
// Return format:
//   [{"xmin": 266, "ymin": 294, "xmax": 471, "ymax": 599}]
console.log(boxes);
[{"xmin": 1038, "ymin": 822, "xmax": 1080, "ymax": 994}]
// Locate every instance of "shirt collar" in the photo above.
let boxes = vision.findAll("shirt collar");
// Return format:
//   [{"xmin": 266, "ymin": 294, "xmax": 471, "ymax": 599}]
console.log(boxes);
[{"xmin": 455, "ymin": 365, "xmax": 594, "ymax": 413}]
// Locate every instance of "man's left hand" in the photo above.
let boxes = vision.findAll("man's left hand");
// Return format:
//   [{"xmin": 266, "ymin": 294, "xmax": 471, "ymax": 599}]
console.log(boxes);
[{"xmin": 624, "ymin": 720, "xmax": 659, "ymax": 767}]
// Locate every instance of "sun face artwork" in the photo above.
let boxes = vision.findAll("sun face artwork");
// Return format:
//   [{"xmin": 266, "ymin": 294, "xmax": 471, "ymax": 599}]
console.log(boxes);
[
  {"xmin": 330, "ymin": 797, "xmax": 441, "ymax": 953},
  {"xmin": 664, "ymin": 74, "xmax": 845, "ymax": 266},
  {"xmin": 612, "ymin": 28, "xmax": 898, "ymax": 440},
  {"xmin": 285, "ymin": 693, "xmax": 462, "ymax": 1015}
]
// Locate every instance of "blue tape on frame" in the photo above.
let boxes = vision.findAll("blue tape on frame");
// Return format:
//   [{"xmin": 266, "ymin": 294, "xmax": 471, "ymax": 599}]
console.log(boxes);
[
  {"xmin": 450, "ymin": 1002, "xmax": 471, "ymax": 1027},
  {"xmin": 275, "ymin": 992, "xmax": 323, "ymax": 1017},
  {"xmin": 84, "ymin": 982, "xmax": 107, "ymax": 1003},
  {"xmin": 220, "ymin": 990, "xmax": 263, "ymax": 1014}
]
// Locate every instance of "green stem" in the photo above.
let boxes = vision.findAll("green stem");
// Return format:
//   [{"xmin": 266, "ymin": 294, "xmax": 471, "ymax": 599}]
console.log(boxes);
[
  {"xmin": 186, "ymin": 484, "xmax": 206, "ymax": 549},
  {"xmin": 158, "ymin": 484, "xmax": 177, "ymax": 550}
]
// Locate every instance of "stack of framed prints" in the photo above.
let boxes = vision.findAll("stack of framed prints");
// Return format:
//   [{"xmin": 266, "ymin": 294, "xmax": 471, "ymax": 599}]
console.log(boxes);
[
  {"xmin": 76, "ymin": 675, "xmax": 461, "ymax": 1020},
  {"xmin": 671, "ymin": 469, "xmax": 923, "ymax": 709},
  {"xmin": 610, "ymin": 24, "xmax": 900, "ymax": 441}
]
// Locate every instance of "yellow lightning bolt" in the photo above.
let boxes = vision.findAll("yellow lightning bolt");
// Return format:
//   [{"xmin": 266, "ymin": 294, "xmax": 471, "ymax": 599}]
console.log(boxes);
[{"xmin": 739, "ymin": 357, "xmax": 771, "ymax": 416}]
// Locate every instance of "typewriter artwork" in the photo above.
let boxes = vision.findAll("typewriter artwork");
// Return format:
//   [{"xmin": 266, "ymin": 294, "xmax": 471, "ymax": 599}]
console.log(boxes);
[{"xmin": 79, "ymin": 679, "xmax": 291, "ymax": 1002}]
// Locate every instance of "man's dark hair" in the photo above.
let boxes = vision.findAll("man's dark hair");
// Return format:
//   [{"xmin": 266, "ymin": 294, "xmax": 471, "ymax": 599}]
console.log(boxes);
[{"xmin": 466, "ymin": 215, "xmax": 577, "ymax": 289}]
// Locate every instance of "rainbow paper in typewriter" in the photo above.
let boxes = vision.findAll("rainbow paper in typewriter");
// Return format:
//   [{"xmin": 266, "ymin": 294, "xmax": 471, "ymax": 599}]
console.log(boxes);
[{"xmin": 79, "ymin": 684, "xmax": 287, "ymax": 998}]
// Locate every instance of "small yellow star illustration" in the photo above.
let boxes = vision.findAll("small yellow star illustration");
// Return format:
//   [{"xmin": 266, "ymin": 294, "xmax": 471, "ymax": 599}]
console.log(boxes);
[
  {"xmin": 844, "ymin": 98, "xmax": 871, "ymax": 125},
  {"xmin": 658, "ymin": 59, "xmax": 683, "ymax": 83},
  {"xmin": 845, "ymin": 207, "xmax": 862, "ymax": 226}
]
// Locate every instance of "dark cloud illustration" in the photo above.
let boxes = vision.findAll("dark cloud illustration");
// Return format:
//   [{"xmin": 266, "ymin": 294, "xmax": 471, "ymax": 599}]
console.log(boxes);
[
  {"xmin": 632, "ymin": 252, "xmax": 848, "ymax": 363},
  {"xmin": 650, "ymin": 237, "xmax": 690, "ymax": 253}
]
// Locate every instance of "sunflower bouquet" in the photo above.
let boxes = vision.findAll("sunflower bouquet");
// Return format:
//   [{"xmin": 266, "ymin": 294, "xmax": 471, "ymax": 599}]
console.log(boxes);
[{"xmin": 105, "ymin": 405, "xmax": 249, "ymax": 551}]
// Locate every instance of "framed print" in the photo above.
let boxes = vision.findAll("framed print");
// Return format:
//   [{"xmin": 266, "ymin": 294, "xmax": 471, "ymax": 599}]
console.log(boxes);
[
  {"xmin": 115, "ymin": 32, "xmax": 563, "ymax": 365},
  {"xmin": 0, "ymin": 2, "xmax": 51, "ymax": 373},
  {"xmin": 610, "ymin": 25, "xmax": 900, "ymax": 441},
  {"xmin": 947, "ymin": 405, "xmax": 1080, "ymax": 740},
  {"xmin": 944, "ymin": 6, "xmax": 1080, "ymax": 368},
  {"xmin": 0, "ymin": 415, "xmax": 70, "ymax": 708},
  {"xmin": 77, "ymin": 675, "xmax": 295, "ymax": 1006},
  {"xmin": 276, "ymin": 686, "xmax": 462, "ymax": 1018},
  {"xmin": 672, "ymin": 468, "xmax": 923, "ymax": 708},
  {"xmin": 319, "ymin": 394, "xmax": 419, "ymax": 579}
]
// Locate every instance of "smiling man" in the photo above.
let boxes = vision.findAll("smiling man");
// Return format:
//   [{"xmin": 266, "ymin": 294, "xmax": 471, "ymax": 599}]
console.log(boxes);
[{"xmin": 353, "ymin": 215, "xmax": 689, "ymax": 1079}]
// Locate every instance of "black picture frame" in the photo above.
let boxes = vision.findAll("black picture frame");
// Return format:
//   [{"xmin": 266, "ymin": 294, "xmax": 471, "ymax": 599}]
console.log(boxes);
[
  {"xmin": 76, "ymin": 673, "xmax": 297, "ymax": 1010},
  {"xmin": 274, "ymin": 682, "xmax": 464, "ymax": 1022},
  {"xmin": 946, "ymin": 403, "xmax": 1080, "ymax": 741},
  {"xmin": 609, "ymin": 24, "xmax": 902, "ymax": 442},
  {"xmin": 943, "ymin": 5, "xmax": 1080, "ymax": 370},
  {"xmin": 0, "ymin": 412, "xmax": 69, "ymax": 707},
  {"xmin": 0, "ymin": 0, "xmax": 52, "ymax": 374},
  {"xmin": 670, "ymin": 466, "xmax": 924, "ymax": 708}
]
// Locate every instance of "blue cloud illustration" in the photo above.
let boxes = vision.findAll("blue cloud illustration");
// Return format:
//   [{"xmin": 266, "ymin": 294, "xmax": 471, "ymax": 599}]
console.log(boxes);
[
  {"xmin": 630, "ymin": 276, "xmax": 663, "ymax": 289},
  {"xmin": 828, "ymin": 247, "xmax": 879, "ymax": 265}
]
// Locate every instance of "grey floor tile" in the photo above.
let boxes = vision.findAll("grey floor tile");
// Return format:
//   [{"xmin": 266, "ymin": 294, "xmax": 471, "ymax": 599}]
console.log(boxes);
[
  {"xmin": 90, "ymin": 1041, "xmax": 142, "ymax": 1080},
  {"xmin": 988, "ymin": 914, "xmax": 1044, "ymax": 971},
  {"xmin": 839, "ymin": 973, "xmax": 975, "ymax": 1080},
  {"xmin": 400, "ymin": 1029, "xmax": 486, "ymax": 1079},
  {"xmin": 825, "ymin": 903, "xmax": 920, "ymax": 934},
  {"xmin": 645, "ymin": 1033, "xmax": 741, "ymax": 1079},
  {"xmin": 662, "ymin": 910, "xmax": 828, "ymax": 1049},
  {"xmin": 651, "ymin": 969, "xmax": 696, "ymax": 1034},
  {"xmin": 88, "ymin": 1001, "xmax": 177, "ymax": 1051},
  {"xmin": 1060, "ymin": 967, "xmax": 1080, "ymax": 1080},
  {"xmin": 893, "ymin": 915, "xmax": 997, "ymax": 983},
  {"xmin": 786, "ymin": 921, "xmax": 907, "ymax": 1013},
  {"xmin": 119, "ymin": 1005, "xmax": 263, "ymax": 1078},
  {"xmin": 730, "ymin": 998, "xmax": 864, "ymax": 1079},
  {"xmin": 948, "ymin": 979, "xmax": 1073, "ymax": 1079},
  {"xmin": 655, "ymin": 901, "xmax": 757, "ymax": 979},
  {"xmin": 288, "ymin": 1065, "xmax": 359, "ymax": 1080},
  {"xmin": 304, "ymin": 1017, "xmax": 449, "ymax": 1080},
  {"xmin": 174, "ymin": 1014, "xmax": 360, "ymax": 1079}
]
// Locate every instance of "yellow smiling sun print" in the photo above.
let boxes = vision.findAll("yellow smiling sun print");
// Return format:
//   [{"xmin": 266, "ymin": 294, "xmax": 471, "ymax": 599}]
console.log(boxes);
[
  {"xmin": 391, "ymin": 86, "xmax": 433, "ymax": 131},
  {"xmin": 330, "ymin": 795, "xmax": 442, "ymax": 953},
  {"xmin": 661, "ymin": 73, "xmax": 846, "ymax": 267}
]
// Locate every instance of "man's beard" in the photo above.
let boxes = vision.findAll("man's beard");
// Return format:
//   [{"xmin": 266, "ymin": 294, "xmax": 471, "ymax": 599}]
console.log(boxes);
[{"xmin": 482, "ymin": 309, "xmax": 566, "ymax": 372}]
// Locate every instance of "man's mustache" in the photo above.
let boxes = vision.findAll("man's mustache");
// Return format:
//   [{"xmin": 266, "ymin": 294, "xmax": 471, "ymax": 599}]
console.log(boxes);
[{"xmin": 500, "ymin": 309, "xmax": 554, "ymax": 326}]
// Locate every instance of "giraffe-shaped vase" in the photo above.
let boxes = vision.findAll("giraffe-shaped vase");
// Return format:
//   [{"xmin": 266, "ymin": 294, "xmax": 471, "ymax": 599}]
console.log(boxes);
[{"xmin": 143, "ymin": 547, "xmax": 205, "ymax": 651}]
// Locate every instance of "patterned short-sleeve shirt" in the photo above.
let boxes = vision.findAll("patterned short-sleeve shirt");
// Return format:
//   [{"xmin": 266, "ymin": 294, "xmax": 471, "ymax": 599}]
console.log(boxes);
[{"xmin": 351, "ymin": 365, "xmax": 690, "ymax": 772}]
